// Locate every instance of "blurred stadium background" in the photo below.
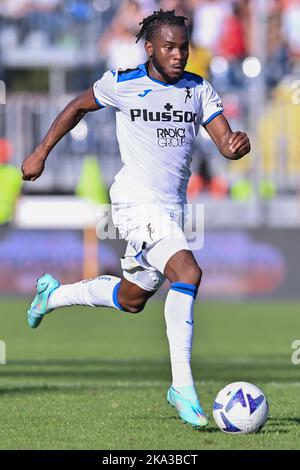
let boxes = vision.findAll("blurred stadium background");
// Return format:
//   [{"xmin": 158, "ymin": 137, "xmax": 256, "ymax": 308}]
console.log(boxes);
[{"xmin": 0, "ymin": 0, "xmax": 300, "ymax": 300}]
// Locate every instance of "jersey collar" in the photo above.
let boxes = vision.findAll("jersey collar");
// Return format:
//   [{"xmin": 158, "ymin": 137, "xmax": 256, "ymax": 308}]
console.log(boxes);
[{"xmin": 139, "ymin": 62, "xmax": 180, "ymax": 87}]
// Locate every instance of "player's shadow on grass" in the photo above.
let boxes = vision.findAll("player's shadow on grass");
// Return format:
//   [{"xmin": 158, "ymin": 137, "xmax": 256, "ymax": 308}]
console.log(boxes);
[
  {"xmin": 0, "ymin": 358, "xmax": 170, "ymax": 381},
  {"xmin": 0, "ymin": 385, "xmax": 86, "ymax": 395},
  {"xmin": 1, "ymin": 357, "xmax": 299, "ymax": 385},
  {"xmin": 257, "ymin": 416, "xmax": 300, "ymax": 434},
  {"xmin": 152, "ymin": 415, "xmax": 219, "ymax": 433},
  {"xmin": 268, "ymin": 416, "xmax": 300, "ymax": 426},
  {"xmin": 159, "ymin": 415, "xmax": 289, "ymax": 435}
]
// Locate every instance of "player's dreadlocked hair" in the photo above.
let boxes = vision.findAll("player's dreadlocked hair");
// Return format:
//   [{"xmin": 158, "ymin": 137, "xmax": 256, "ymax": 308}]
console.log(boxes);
[{"xmin": 136, "ymin": 9, "xmax": 188, "ymax": 43}]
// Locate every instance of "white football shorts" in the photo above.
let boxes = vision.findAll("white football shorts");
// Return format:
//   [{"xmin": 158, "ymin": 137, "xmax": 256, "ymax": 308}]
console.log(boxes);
[{"xmin": 111, "ymin": 202, "xmax": 191, "ymax": 292}]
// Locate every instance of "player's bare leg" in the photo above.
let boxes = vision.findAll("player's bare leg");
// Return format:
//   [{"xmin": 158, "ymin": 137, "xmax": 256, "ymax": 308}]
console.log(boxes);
[
  {"xmin": 117, "ymin": 278, "xmax": 156, "ymax": 313},
  {"xmin": 26, "ymin": 273, "xmax": 154, "ymax": 328},
  {"xmin": 163, "ymin": 249, "xmax": 208, "ymax": 428}
]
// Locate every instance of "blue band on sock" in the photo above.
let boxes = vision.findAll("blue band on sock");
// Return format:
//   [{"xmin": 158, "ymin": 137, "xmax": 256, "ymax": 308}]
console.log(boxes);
[
  {"xmin": 112, "ymin": 281, "xmax": 125, "ymax": 311},
  {"xmin": 171, "ymin": 282, "xmax": 198, "ymax": 293},
  {"xmin": 170, "ymin": 282, "xmax": 198, "ymax": 299}
]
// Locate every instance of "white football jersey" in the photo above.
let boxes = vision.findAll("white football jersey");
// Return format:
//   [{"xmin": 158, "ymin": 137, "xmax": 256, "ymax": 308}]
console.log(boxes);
[{"xmin": 93, "ymin": 62, "xmax": 223, "ymax": 205}]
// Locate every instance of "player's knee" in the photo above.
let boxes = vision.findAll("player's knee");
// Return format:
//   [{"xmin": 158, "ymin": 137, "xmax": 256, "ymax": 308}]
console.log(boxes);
[
  {"xmin": 182, "ymin": 265, "xmax": 202, "ymax": 286},
  {"xmin": 165, "ymin": 250, "xmax": 203, "ymax": 286},
  {"xmin": 169, "ymin": 265, "xmax": 202, "ymax": 287},
  {"xmin": 193, "ymin": 265, "xmax": 203, "ymax": 284},
  {"xmin": 118, "ymin": 296, "xmax": 146, "ymax": 314},
  {"xmin": 123, "ymin": 304, "xmax": 145, "ymax": 313}
]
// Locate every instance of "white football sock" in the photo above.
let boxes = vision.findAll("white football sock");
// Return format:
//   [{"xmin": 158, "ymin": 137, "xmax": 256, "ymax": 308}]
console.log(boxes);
[
  {"xmin": 164, "ymin": 282, "xmax": 198, "ymax": 388},
  {"xmin": 48, "ymin": 275, "xmax": 124, "ymax": 310}
]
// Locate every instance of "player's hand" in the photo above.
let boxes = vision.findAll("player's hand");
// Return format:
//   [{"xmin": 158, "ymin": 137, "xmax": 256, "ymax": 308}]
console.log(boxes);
[
  {"xmin": 21, "ymin": 152, "xmax": 46, "ymax": 181},
  {"xmin": 228, "ymin": 131, "xmax": 251, "ymax": 158}
]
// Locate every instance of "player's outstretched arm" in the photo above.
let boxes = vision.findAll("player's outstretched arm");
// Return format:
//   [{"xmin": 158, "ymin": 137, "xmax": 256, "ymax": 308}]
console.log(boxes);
[
  {"xmin": 21, "ymin": 87, "xmax": 100, "ymax": 181},
  {"xmin": 204, "ymin": 113, "xmax": 251, "ymax": 161}
]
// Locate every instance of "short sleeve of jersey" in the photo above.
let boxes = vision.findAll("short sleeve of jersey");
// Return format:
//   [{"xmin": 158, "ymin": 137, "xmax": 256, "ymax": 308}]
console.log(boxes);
[
  {"xmin": 200, "ymin": 79, "xmax": 224, "ymax": 127},
  {"xmin": 93, "ymin": 71, "xmax": 117, "ymax": 109}
]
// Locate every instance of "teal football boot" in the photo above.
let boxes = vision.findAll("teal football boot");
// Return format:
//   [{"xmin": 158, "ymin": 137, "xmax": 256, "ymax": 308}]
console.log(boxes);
[
  {"xmin": 27, "ymin": 273, "xmax": 60, "ymax": 329},
  {"xmin": 167, "ymin": 385, "xmax": 208, "ymax": 428}
]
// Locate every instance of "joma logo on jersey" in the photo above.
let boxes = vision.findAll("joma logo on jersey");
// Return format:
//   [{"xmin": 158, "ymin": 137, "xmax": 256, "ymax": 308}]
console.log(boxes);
[{"xmin": 130, "ymin": 103, "xmax": 197, "ymax": 124}]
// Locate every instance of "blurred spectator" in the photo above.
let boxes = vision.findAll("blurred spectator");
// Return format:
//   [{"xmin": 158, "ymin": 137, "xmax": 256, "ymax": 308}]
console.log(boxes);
[
  {"xmin": 191, "ymin": 0, "xmax": 232, "ymax": 53},
  {"xmin": 266, "ymin": 5, "xmax": 290, "ymax": 87},
  {"xmin": 215, "ymin": 1, "xmax": 246, "ymax": 86},
  {"xmin": 21, "ymin": 0, "xmax": 64, "ymax": 45},
  {"xmin": 31, "ymin": 0, "xmax": 61, "ymax": 11},
  {"xmin": 0, "ymin": 0, "xmax": 31, "ymax": 19},
  {"xmin": 281, "ymin": 0, "xmax": 300, "ymax": 59},
  {"xmin": 186, "ymin": 40, "xmax": 212, "ymax": 78},
  {"xmin": 0, "ymin": 139, "xmax": 22, "ymax": 225},
  {"xmin": 187, "ymin": 158, "xmax": 229, "ymax": 200},
  {"xmin": 0, "ymin": 138, "xmax": 12, "ymax": 164},
  {"xmin": 216, "ymin": 1, "xmax": 246, "ymax": 60},
  {"xmin": 159, "ymin": 0, "xmax": 192, "ymax": 18},
  {"xmin": 99, "ymin": 0, "xmax": 149, "ymax": 69}
]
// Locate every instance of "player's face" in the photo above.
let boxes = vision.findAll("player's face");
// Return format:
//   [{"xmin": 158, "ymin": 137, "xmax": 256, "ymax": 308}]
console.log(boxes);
[{"xmin": 146, "ymin": 25, "xmax": 189, "ymax": 83}]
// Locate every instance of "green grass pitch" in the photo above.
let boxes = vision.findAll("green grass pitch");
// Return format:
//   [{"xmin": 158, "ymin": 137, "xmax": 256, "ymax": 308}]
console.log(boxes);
[{"xmin": 0, "ymin": 298, "xmax": 300, "ymax": 449}]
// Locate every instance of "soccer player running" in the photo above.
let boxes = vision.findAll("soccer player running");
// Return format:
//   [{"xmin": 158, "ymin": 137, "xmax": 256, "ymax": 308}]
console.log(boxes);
[{"xmin": 21, "ymin": 10, "xmax": 250, "ymax": 428}]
